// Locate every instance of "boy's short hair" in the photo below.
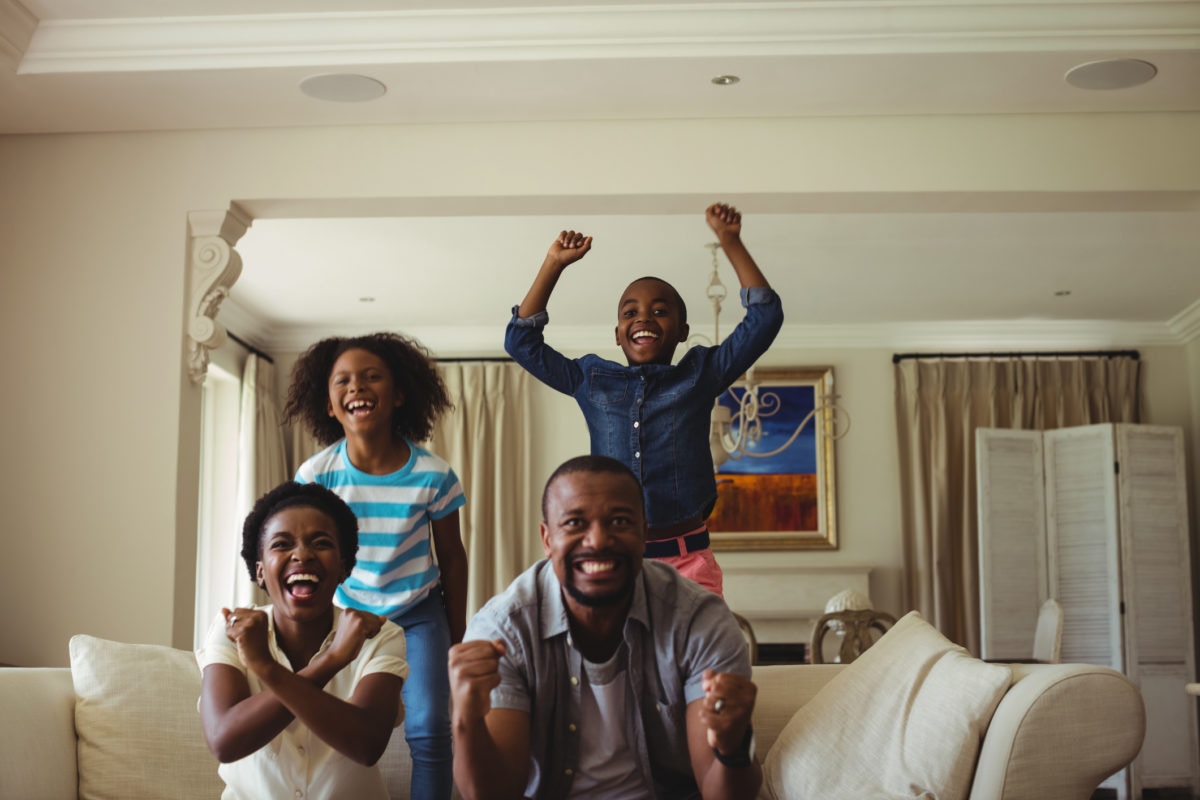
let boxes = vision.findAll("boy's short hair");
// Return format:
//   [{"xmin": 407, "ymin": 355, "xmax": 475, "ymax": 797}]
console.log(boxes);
[
  {"xmin": 283, "ymin": 331, "xmax": 452, "ymax": 446},
  {"xmin": 625, "ymin": 276, "xmax": 688, "ymax": 325},
  {"xmin": 541, "ymin": 454, "xmax": 645, "ymax": 520},
  {"xmin": 240, "ymin": 481, "xmax": 359, "ymax": 581}
]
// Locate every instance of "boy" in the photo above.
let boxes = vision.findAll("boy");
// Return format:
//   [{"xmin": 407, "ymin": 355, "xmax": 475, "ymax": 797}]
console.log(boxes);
[{"xmin": 504, "ymin": 203, "xmax": 783, "ymax": 595}]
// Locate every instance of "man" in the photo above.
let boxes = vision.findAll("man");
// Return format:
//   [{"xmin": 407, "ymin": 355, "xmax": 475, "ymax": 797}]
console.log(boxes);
[{"xmin": 449, "ymin": 455, "xmax": 760, "ymax": 800}]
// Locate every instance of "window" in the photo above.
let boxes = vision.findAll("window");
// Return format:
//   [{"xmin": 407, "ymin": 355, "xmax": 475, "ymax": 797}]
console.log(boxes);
[{"xmin": 194, "ymin": 356, "xmax": 243, "ymax": 648}]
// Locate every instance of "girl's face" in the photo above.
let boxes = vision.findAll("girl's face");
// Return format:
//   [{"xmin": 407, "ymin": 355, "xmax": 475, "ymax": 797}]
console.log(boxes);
[
  {"xmin": 326, "ymin": 347, "xmax": 404, "ymax": 436},
  {"xmin": 255, "ymin": 505, "xmax": 346, "ymax": 622}
]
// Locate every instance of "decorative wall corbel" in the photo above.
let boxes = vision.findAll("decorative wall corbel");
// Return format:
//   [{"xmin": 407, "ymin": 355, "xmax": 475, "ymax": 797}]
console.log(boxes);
[{"xmin": 186, "ymin": 204, "xmax": 251, "ymax": 384}]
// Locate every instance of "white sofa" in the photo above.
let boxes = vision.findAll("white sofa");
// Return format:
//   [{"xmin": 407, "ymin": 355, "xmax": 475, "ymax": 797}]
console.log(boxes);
[{"xmin": 0, "ymin": 633, "xmax": 1144, "ymax": 800}]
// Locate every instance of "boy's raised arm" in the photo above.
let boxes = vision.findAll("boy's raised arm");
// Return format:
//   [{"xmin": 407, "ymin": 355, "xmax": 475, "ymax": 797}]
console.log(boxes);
[
  {"xmin": 516, "ymin": 230, "xmax": 593, "ymax": 318},
  {"xmin": 706, "ymin": 203, "xmax": 769, "ymax": 290}
]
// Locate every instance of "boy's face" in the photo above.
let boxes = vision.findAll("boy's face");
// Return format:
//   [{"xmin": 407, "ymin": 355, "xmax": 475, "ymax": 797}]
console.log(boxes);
[
  {"xmin": 614, "ymin": 278, "xmax": 690, "ymax": 366},
  {"xmin": 327, "ymin": 347, "xmax": 403, "ymax": 436},
  {"xmin": 255, "ymin": 505, "xmax": 346, "ymax": 623}
]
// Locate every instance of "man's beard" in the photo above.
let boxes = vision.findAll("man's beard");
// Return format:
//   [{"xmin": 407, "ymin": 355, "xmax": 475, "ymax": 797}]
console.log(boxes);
[{"xmin": 563, "ymin": 558, "xmax": 635, "ymax": 608}]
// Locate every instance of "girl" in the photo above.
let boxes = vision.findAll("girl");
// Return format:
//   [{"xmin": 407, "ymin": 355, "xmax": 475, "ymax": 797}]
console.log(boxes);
[
  {"xmin": 284, "ymin": 332, "xmax": 467, "ymax": 800},
  {"xmin": 198, "ymin": 481, "xmax": 408, "ymax": 799}
]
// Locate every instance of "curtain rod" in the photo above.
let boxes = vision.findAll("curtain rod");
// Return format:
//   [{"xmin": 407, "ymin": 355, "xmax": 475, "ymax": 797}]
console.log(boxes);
[
  {"xmin": 227, "ymin": 331, "xmax": 275, "ymax": 364},
  {"xmin": 436, "ymin": 357, "xmax": 514, "ymax": 363},
  {"xmin": 892, "ymin": 349, "xmax": 1140, "ymax": 365}
]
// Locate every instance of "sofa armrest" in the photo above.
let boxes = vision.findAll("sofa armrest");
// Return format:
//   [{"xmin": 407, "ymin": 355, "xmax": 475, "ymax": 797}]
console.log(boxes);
[
  {"xmin": 751, "ymin": 663, "xmax": 844, "ymax": 756},
  {"xmin": 0, "ymin": 668, "xmax": 78, "ymax": 799},
  {"xmin": 969, "ymin": 663, "xmax": 1145, "ymax": 800}
]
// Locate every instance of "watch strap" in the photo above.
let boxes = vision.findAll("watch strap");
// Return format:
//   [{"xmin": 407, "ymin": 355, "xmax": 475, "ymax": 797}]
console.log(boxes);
[{"xmin": 711, "ymin": 724, "xmax": 755, "ymax": 768}]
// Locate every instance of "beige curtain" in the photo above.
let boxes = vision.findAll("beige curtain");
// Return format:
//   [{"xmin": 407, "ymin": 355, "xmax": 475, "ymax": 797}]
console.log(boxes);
[
  {"xmin": 431, "ymin": 361, "xmax": 539, "ymax": 617},
  {"xmin": 234, "ymin": 354, "xmax": 288, "ymax": 607},
  {"xmin": 288, "ymin": 422, "xmax": 322, "ymax": 476},
  {"xmin": 894, "ymin": 355, "xmax": 1141, "ymax": 653}
]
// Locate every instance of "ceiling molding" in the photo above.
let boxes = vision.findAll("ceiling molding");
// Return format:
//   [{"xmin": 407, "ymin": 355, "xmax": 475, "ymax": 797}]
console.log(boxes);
[
  {"xmin": 239, "ymin": 190, "xmax": 1200, "ymax": 219},
  {"xmin": 1167, "ymin": 297, "xmax": 1200, "ymax": 343},
  {"xmin": 19, "ymin": 0, "xmax": 1200, "ymax": 75},
  {"xmin": 0, "ymin": 0, "xmax": 36, "ymax": 67},
  {"xmin": 249, "ymin": 317, "xmax": 1185, "ymax": 356},
  {"xmin": 216, "ymin": 297, "xmax": 273, "ymax": 353}
]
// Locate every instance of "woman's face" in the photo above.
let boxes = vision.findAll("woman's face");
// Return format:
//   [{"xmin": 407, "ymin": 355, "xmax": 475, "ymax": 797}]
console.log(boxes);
[{"xmin": 255, "ymin": 505, "xmax": 345, "ymax": 622}]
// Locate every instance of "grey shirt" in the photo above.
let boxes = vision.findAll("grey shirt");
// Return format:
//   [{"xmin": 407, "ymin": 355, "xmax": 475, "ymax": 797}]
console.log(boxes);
[{"xmin": 464, "ymin": 559, "xmax": 751, "ymax": 800}]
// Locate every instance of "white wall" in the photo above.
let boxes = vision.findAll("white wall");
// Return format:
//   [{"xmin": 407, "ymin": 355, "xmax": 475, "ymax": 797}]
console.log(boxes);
[{"xmin": 1, "ymin": 112, "xmax": 1198, "ymax": 666}]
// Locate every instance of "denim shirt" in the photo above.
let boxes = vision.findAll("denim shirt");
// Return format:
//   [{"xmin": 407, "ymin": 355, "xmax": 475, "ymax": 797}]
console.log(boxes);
[
  {"xmin": 464, "ymin": 559, "xmax": 750, "ymax": 800},
  {"xmin": 504, "ymin": 286, "xmax": 784, "ymax": 528}
]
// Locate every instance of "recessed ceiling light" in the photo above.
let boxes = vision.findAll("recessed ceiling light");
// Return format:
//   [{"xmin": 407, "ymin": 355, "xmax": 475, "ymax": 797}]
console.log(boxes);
[
  {"xmin": 711, "ymin": 75, "xmax": 740, "ymax": 86},
  {"xmin": 1064, "ymin": 59, "xmax": 1157, "ymax": 90},
  {"xmin": 299, "ymin": 74, "xmax": 388, "ymax": 103}
]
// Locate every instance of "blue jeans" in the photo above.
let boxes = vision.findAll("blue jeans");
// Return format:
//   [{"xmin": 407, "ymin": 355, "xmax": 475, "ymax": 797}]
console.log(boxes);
[{"xmin": 391, "ymin": 591, "xmax": 453, "ymax": 800}]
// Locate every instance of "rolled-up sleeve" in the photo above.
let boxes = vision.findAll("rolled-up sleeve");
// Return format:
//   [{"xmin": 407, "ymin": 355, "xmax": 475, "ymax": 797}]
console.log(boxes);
[
  {"xmin": 504, "ymin": 306, "xmax": 585, "ymax": 396},
  {"xmin": 708, "ymin": 287, "xmax": 784, "ymax": 386},
  {"xmin": 464, "ymin": 609, "xmax": 533, "ymax": 713}
]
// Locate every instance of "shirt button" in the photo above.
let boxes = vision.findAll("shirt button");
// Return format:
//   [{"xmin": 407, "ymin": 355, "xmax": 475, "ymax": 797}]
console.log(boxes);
[
  {"xmin": 569, "ymin": 723, "xmax": 577, "ymax": 733},
  {"xmin": 294, "ymin": 792, "xmax": 303, "ymax": 799},
  {"xmin": 565, "ymin": 768, "xmax": 574, "ymax": 776},
  {"xmin": 570, "ymin": 676, "xmax": 579, "ymax": 686},
  {"xmin": 634, "ymin": 451, "xmax": 641, "ymax": 459},
  {"xmin": 566, "ymin": 634, "xmax": 573, "ymax": 647},
  {"xmin": 633, "ymin": 421, "xmax": 640, "ymax": 428},
  {"xmin": 656, "ymin": 703, "xmax": 662, "ymax": 712}
]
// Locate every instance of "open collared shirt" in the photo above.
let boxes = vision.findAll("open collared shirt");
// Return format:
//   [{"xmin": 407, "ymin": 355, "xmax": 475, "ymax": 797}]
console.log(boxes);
[{"xmin": 464, "ymin": 559, "xmax": 751, "ymax": 799}]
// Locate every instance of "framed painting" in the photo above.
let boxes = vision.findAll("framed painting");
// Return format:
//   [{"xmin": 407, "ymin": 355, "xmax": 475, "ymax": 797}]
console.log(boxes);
[{"xmin": 708, "ymin": 366, "xmax": 839, "ymax": 551}]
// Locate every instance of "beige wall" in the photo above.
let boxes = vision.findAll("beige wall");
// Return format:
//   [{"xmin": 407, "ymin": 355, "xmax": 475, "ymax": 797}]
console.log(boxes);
[{"xmin": 1, "ymin": 112, "xmax": 1198, "ymax": 666}]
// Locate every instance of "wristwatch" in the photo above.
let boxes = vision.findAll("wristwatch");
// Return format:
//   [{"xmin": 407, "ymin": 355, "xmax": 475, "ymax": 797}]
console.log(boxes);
[{"xmin": 712, "ymin": 725, "xmax": 756, "ymax": 768}]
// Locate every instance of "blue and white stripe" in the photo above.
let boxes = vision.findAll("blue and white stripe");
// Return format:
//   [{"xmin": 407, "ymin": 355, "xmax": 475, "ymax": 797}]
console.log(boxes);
[{"xmin": 295, "ymin": 439, "xmax": 466, "ymax": 620}]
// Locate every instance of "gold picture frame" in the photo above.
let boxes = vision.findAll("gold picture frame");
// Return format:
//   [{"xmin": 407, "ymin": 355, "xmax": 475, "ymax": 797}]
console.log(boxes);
[{"xmin": 708, "ymin": 367, "xmax": 838, "ymax": 551}]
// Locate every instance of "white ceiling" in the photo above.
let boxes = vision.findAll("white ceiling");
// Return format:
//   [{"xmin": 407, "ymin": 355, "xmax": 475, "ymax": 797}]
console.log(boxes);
[{"xmin": 4, "ymin": 0, "xmax": 1199, "ymax": 353}]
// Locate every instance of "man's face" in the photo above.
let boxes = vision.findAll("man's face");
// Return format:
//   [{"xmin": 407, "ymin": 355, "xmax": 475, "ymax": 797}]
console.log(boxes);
[
  {"xmin": 614, "ymin": 278, "xmax": 689, "ymax": 366},
  {"xmin": 541, "ymin": 470, "xmax": 645, "ymax": 610}
]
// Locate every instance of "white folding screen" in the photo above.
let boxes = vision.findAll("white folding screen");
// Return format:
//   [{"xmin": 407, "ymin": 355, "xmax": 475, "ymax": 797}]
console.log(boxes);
[
  {"xmin": 1043, "ymin": 426, "xmax": 1124, "ymax": 671},
  {"xmin": 976, "ymin": 428, "xmax": 1046, "ymax": 660},
  {"xmin": 977, "ymin": 423, "xmax": 1198, "ymax": 798}
]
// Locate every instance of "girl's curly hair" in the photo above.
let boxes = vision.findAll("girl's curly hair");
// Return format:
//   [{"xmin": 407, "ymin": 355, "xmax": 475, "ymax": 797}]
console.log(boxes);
[
  {"xmin": 240, "ymin": 481, "xmax": 359, "ymax": 582},
  {"xmin": 283, "ymin": 332, "xmax": 452, "ymax": 446}
]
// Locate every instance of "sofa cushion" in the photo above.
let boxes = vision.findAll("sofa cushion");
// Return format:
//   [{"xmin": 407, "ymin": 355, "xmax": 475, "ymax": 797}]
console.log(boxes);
[
  {"xmin": 70, "ymin": 635, "xmax": 223, "ymax": 800},
  {"xmin": 761, "ymin": 611, "xmax": 1011, "ymax": 800}
]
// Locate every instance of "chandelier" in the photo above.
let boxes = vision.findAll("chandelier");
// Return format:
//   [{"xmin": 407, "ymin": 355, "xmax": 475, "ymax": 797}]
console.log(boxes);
[{"xmin": 697, "ymin": 243, "xmax": 850, "ymax": 469}]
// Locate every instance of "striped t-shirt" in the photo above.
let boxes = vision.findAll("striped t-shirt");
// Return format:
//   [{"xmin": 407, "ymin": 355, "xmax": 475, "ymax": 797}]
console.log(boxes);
[{"xmin": 295, "ymin": 438, "xmax": 466, "ymax": 620}]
